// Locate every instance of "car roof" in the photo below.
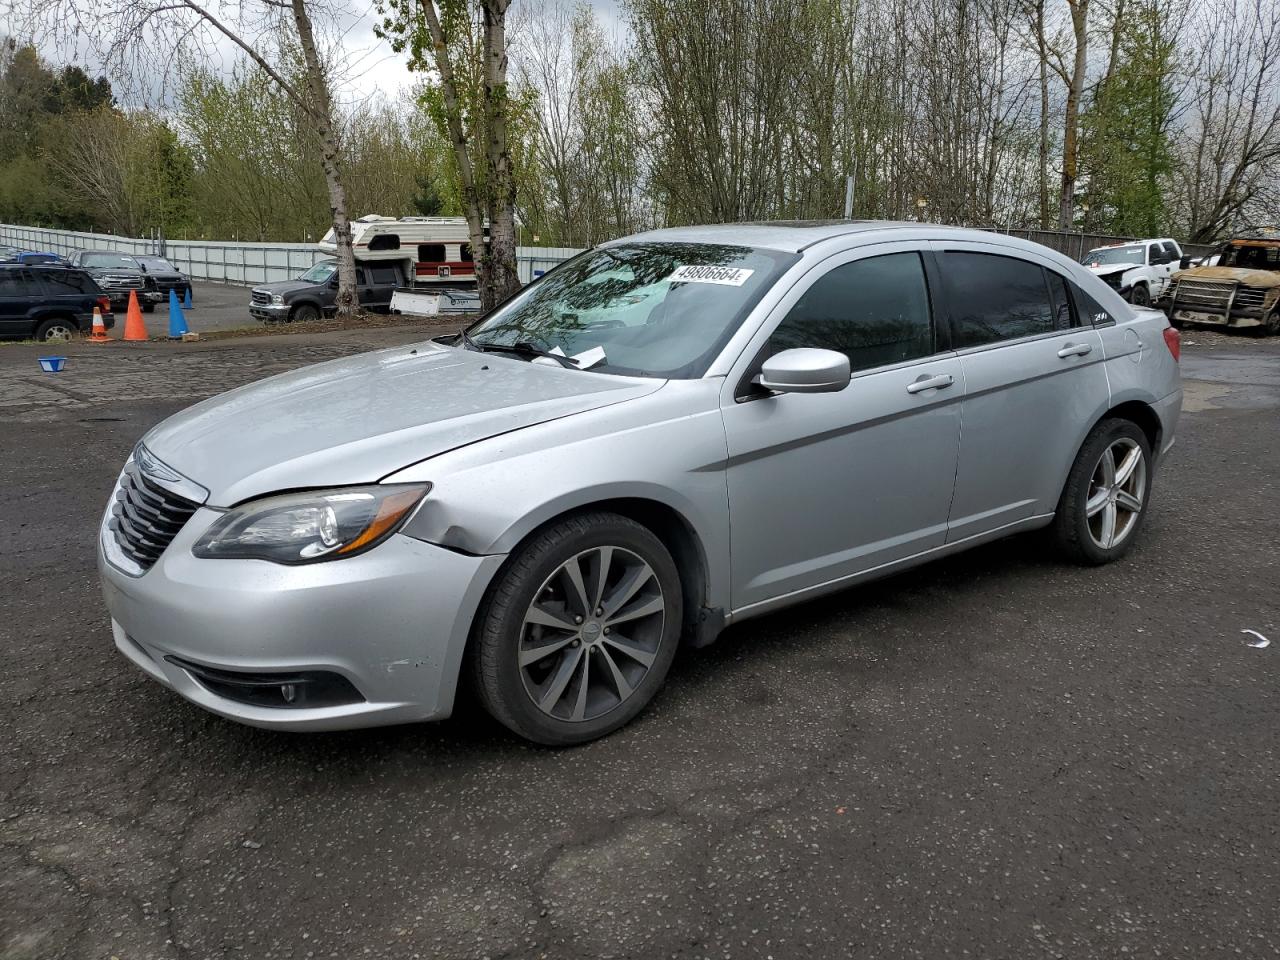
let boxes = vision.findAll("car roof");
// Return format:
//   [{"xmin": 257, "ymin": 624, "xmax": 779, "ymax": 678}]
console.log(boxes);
[{"xmin": 611, "ymin": 220, "xmax": 1037, "ymax": 254}]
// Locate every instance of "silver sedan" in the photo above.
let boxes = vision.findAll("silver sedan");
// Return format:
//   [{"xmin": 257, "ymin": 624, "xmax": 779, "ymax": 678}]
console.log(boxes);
[{"xmin": 98, "ymin": 222, "xmax": 1183, "ymax": 744}]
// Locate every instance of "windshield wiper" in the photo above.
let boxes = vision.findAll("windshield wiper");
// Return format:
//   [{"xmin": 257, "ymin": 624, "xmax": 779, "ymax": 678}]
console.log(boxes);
[{"xmin": 461, "ymin": 333, "xmax": 580, "ymax": 369}]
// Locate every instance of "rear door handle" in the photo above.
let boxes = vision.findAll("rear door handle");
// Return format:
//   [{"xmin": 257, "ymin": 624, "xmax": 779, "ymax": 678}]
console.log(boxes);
[
  {"xmin": 1057, "ymin": 342, "xmax": 1092, "ymax": 358},
  {"xmin": 906, "ymin": 373, "xmax": 955, "ymax": 394}
]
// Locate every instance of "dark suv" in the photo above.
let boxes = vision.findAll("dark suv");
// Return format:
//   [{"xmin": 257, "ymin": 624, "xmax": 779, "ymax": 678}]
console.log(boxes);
[{"xmin": 0, "ymin": 264, "xmax": 114, "ymax": 341}]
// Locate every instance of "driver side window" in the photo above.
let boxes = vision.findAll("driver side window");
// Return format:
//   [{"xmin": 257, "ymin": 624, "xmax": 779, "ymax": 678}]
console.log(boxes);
[{"xmin": 769, "ymin": 252, "xmax": 935, "ymax": 373}]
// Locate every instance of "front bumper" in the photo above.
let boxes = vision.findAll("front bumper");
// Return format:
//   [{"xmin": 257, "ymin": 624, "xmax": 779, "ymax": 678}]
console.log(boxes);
[
  {"xmin": 249, "ymin": 302, "xmax": 290, "ymax": 321},
  {"xmin": 104, "ymin": 289, "xmax": 163, "ymax": 306},
  {"xmin": 99, "ymin": 506, "xmax": 504, "ymax": 730},
  {"xmin": 1168, "ymin": 308, "xmax": 1265, "ymax": 329}
]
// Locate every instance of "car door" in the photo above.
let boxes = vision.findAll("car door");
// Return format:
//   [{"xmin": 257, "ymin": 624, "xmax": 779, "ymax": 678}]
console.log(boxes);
[
  {"xmin": 930, "ymin": 243, "xmax": 1110, "ymax": 542},
  {"xmin": 721, "ymin": 245, "xmax": 963, "ymax": 612},
  {"xmin": 0, "ymin": 269, "xmax": 37, "ymax": 336},
  {"xmin": 368, "ymin": 265, "xmax": 399, "ymax": 308},
  {"xmin": 1147, "ymin": 242, "xmax": 1170, "ymax": 297}
]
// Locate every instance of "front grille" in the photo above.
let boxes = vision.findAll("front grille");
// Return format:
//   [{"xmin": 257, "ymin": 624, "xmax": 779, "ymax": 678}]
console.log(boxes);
[
  {"xmin": 108, "ymin": 462, "xmax": 200, "ymax": 571},
  {"xmin": 251, "ymin": 290, "xmax": 271, "ymax": 305},
  {"xmin": 1173, "ymin": 279, "xmax": 1235, "ymax": 310},
  {"xmin": 1233, "ymin": 286, "xmax": 1268, "ymax": 311},
  {"xmin": 103, "ymin": 274, "xmax": 144, "ymax": 289}
]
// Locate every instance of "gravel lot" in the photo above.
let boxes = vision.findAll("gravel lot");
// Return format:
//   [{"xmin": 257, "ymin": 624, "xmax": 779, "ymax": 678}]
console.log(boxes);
[{"xmin": 1, "ymin": 328, "xmax": 1277, "ymax": 960}]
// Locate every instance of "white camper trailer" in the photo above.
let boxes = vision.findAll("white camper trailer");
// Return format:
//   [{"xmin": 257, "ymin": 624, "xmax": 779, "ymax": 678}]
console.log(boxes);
[{"xmin": 318, "ymin": 215, "xmax": 486, "ymax": 287}]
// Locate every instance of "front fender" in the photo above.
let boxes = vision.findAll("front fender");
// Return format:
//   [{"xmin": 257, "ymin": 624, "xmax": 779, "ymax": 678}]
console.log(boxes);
[{"xmin": 389, "ymin": 379, "xmax": 734, "ymax": 614}]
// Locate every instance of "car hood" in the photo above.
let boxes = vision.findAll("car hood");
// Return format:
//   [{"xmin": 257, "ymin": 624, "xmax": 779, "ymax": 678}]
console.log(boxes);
[
  {"xmin": 141, "ymin": 342, "xmax": 664, "ymax": 506},
  {"xmin": 252, "ymin": 279, "xmax": 317, "ymax": 296},
  {"xmin": 1086, "ymin": 263, "xmax": 1139, "ymax": 279},
  {"xmin": 1177, "ymin": 266, "xmax": 1280, "ymax": 288}
]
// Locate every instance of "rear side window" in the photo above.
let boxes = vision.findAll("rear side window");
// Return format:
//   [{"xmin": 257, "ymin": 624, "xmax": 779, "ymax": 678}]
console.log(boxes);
[
  {"xmin": 370, "ymin": 266, "xmax": 398, "ymax": 284},
  {"xmin": 418, "ymin": 243, "xmax": 445, "ymax": 262},
  {"xmin": 1045, "ymin": 270, "xmax": 1074, "ymax": 329},
  {"xmin": 940, "ymin": 252, "xmax": 1055, "ymax": 347},
  {"xmin": 0, "ymin": 269, "xmax": 41, "ymax": 296},
  {"xmin": 1148, "ymin": 243, "xmax": 1162, "ymax": 264},
  {"xmin": 770, "ymin": 251, "xmax": 934, "ymax": 373},
  {"xmin": 1161, "ymin": 242, "xmax": 1179, "ymax": 261},
  {"xmin": 41, "ymin": 270, "xmax": 98, "ymax": 295},
  {"xmin": 368, "ymin": 233, "xmax": 400, "ymax": 251},
  {"xmin": 1073, "ymin": 284, "xmax": 1117, "ymax": 326}
]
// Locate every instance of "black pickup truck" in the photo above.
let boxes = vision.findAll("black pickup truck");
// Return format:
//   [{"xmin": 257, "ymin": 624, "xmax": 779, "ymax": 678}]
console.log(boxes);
[
  {"xmin": 0, "ymin": 264, "xmax": 114, "ymax": 341},
  {"xmin": 248, "ymin": 258, "xmax": 405, "ymax": 323},
  {"xmin": 66, "ymin": 250, "xmax": 163, "ymax": 312}
]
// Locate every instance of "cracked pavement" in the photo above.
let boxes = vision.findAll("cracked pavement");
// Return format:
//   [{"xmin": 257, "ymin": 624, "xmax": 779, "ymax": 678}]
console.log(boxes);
[{"xmin": 1, "ymin": 328, "xmax": 1278, "ymax": 959}]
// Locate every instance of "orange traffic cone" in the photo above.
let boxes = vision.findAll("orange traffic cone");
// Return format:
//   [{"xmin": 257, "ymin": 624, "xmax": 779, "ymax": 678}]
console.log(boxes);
[
  {"xmin": 87, "ymin": 305, "xmax": 111, "ymax": 343},
  {"xmin": 122, "ymin": 290, "xmax": 148, "ymax": 342}
]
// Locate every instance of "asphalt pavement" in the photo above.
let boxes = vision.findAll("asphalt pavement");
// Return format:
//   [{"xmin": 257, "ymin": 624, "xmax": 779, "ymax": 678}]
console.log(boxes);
[
  {"xmin": 1, "ymin": 328, "xmax": 1278, "ymax": 960},
  {"xmin": 126, "ymin": 282, "xmax": 260, "ymax": 337}
]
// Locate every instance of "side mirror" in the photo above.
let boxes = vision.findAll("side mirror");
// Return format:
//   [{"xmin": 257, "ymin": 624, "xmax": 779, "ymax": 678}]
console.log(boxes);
[
  {"xmin": 1179, "ymin": 255, "xmax": 1191, "ymax": 269},
  {"xmin": 759, "ymin": 348, "xmax": 851, "ymax": 394}
]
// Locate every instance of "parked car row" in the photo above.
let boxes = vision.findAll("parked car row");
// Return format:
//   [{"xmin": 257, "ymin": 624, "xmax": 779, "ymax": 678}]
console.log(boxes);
[{"xmin": 0, "ymin": 247, "xmax": 195, "ymax": 341}]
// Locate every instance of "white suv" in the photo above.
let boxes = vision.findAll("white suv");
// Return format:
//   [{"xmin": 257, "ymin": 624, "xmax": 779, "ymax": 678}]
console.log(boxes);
[{"xmin": 1081, "ymin": 239, "xmax": 1185, "ymax": 307}]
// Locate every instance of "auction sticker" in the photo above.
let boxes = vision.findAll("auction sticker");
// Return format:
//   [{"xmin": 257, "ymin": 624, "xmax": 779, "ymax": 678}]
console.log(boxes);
[{"xmin": 667, "ymin": 265, "xmax": 755, "ymax": 286}]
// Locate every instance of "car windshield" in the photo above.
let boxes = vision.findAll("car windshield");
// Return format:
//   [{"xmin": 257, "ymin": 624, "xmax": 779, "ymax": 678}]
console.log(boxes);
[
  {"xmin": 1218, "ymin": 244, "xmax": 1280, "ymax": 269},
  {"xmin": 465, "ymin": 242, "xmax": 798, "ymax": 378},
  {"xmin": 139, "ymin": 257, "xmax": 177, "ymax": 272},
  {"xmin": 300, "ymin": 261, "xmax": 336, "ymax": 283},
  {"xmin": 83, "ymin": 253, "xmax": 140, "ymax": 269},
  {"xmin": 1082, "ymin": 246, "xmax": 1144, "ymax": 266}
]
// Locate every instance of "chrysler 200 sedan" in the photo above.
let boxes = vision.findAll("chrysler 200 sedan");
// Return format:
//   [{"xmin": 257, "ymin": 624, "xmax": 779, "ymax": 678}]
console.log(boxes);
[{"xmin": 99, "ymin": 222, "xmax": 1183, "ymax": 745}]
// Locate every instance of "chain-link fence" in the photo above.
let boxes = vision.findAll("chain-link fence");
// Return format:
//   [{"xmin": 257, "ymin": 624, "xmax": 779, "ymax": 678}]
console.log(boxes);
[{"xmin": 0, "ymin": 224, "xmax": 584, "ymax": 286}]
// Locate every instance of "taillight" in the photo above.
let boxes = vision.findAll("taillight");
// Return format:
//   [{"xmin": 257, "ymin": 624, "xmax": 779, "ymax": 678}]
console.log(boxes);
[
  {"xmin": 1162, "ymin": 325, "xmax": 1180, "ymax": 362},
  {"xmin": 97, "ymin": 296, "xmax": 111, "ymax": 314}
]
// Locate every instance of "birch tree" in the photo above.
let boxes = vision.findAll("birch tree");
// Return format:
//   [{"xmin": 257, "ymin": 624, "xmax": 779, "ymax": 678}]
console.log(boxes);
[{"xmin": 378, "ymin": 0, "xmax": 522, "ymax": 312}]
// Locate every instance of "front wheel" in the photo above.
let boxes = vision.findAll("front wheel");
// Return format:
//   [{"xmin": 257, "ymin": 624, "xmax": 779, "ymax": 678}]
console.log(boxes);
[
  {"xmin": 1053, "ymin": 418, "xmax": 1153, "ymax": 565},
  {"xmin": 470, "ymin": 512, "xmax": 683, "ymax": 745},
  {"xmin": 289, "ymin": 303, "xmax": 320, "ymax": 324}
]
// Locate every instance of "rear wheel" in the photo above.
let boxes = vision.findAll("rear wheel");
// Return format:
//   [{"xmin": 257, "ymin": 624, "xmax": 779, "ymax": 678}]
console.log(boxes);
[
  {"xmin": 289, "ymin": 303, "xmax": 320, "ymax": 324},
  {"xmin": 1053, "ymin": 418, "xmax": 1153, "ymax": 565},
  {"xmin": 35, "ymin": 317, "xmax": 78, "ymax": 342},
  {"xmin": 470, "ymin": 512, "xmax": 682, "ymax": 745}
]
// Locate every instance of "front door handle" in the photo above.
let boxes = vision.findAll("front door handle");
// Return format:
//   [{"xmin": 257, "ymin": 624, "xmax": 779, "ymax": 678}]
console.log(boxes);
[
  {"xmin": 1058, "ymin": 342, "xmax": 1093, "ymax": 358},
  {"xmin": 906, "ymin": 373, "xmax": 955, "ymax": 394}
]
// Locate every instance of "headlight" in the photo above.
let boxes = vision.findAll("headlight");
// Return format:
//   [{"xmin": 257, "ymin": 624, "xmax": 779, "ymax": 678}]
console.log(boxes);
[
  {"xmin": 271, "ymin": 294, "xmax": 284, "ymax": 304},
  {"xmin": 192, "ymin": 485, "xmax": 429, "ymax": 564}
]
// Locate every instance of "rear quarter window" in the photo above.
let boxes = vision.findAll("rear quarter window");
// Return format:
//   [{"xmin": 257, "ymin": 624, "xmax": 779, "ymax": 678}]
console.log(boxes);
[{"xmin": 40, "ymin": 270, "xmax": 99, "ymax": 295}]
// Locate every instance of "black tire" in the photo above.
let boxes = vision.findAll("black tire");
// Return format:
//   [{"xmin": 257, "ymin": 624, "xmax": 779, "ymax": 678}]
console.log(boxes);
[
  {"xmin": 289, "ymin": 303, "xmax": 320, "ymax": 324},
  {"xmin": 470, "ymin": 512, "xmax": 683, "ymax": 746},
  {"xmin": 35, "ymin": 316, "xmax": 79, "ymax": 342},
  {"xmin": 1260, "ymin": 309, "xmax": 1280, "ymax": 337},
  {"xmin": 1053, "ymin": 418, "xmax": 1154, "ymax": 565},
  {"xmin": 142, "ymin": 301, "xmax": 156, "ymax": 313},
  {"xmin": 1129, "ymin": 284, "xmax": 1151, "ymax": 307}
]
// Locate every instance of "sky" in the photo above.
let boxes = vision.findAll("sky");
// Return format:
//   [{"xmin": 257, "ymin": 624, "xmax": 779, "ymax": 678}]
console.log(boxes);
[{"xmin": 0, "ymin": 0, "xmax": 629, "ymax": 108}]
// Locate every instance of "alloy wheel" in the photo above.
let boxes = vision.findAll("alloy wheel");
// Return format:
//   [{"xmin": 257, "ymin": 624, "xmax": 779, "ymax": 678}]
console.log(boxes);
[
  {"xmin": 518, "ymin": 545, "xmax": 666, "ymax": 722},
  {"xmin": 43, "ymin": 322, "xmax": 75, "ymax": 342},
  {"xmin": 1085, "ymin": 437, "xmax": 1147, "ymax": 550}
]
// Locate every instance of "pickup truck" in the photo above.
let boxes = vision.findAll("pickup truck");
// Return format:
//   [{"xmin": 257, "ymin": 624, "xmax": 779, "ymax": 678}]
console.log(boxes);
[
  {"xmin": 248, "ymin": 258, "xmax": 405, "ymax": 323},
  {"xmin": 1080, "ymin": 238, "xmax": 1187, "ymax": 307},
  {"xmin": 1164, "ymin": 231, "xmax": 1280, "ymax": 335},
  {"xmin": 66, "ymin": 250, "xmax": 163, "ymax": 313}
]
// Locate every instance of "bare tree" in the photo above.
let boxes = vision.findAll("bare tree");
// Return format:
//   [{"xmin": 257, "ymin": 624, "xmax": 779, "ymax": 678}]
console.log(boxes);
[{"xmin": 9, "ymin": 0, "xmax": 362, "ymax": 318}]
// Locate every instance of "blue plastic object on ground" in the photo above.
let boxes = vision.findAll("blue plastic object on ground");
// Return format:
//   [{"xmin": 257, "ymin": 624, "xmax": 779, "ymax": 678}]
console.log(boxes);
[
  {"xmin": 168, "ymin": 288, "xmax": 189, "ymax": 338},
  {"xmin": 183, "ymin": 286, "xmax": 193, "ymax": 310},
  {"xmin": 38, "ymin": 356, "xmax": 67, "ymax": 373}
]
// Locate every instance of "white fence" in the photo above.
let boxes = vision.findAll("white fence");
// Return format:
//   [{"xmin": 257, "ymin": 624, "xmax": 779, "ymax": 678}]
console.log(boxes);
[{"xmin": 0, "ymin": 223, "xmax": 582, "ymax": 286}]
